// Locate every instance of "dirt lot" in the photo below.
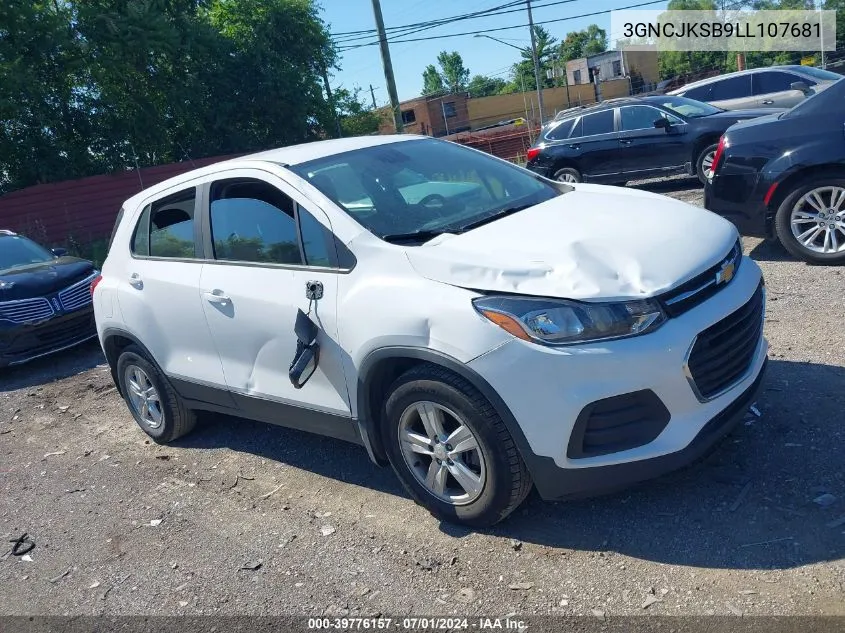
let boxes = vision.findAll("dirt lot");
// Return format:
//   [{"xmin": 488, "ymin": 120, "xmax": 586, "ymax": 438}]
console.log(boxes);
[{"xmin": 1, "ymin": 177, "xmax": 844, "ymax": 617}]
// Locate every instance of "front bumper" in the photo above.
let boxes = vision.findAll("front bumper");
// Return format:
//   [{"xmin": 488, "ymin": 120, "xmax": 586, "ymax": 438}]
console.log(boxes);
[
  {"xmin": 467, "ymin": 257, "xmax": 768, "ymax": 500},
  {"xmin": 0, "ymin": 306, "xmax": 97, "ymax": 368}
]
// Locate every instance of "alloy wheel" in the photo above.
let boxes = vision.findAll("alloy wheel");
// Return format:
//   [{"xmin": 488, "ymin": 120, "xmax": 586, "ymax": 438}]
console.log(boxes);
[
  {"xmin": 124, "ymin": 365, "xmax": 163, "ymax": 429},
  {"xmin": 701, "ymin": 150, "xmax": 716, "ymax": 176},
  {"xmin": 790, "ymin": 186, "xmax": 845, "ymax": 254},
  {"xmin": 556, "ymin": 172, "xmax": 578, "ymax": 183},
  {"xmin": 397, "ymin": 401, "xmax": 486, "ymax": 506}
]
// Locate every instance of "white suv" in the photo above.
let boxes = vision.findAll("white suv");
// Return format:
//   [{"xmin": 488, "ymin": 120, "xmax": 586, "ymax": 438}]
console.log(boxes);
[{"xmin": 93, "ymin": 135, "xmax": 768, "ymax": 527}]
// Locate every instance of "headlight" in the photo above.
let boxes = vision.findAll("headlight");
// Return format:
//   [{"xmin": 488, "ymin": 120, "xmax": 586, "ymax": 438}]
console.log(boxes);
[{"xmin": 473, "ymin": 295, "xmax": 666, "ymax": 346}]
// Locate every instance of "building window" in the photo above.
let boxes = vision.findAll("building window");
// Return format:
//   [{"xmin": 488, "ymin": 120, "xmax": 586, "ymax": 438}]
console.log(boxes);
[
  {"xmin": 442, "ymin": 101, "xmax": 457, "ymax": 117},
  {"xmin": 401, "ymin": 109, "xmax": 416, "ymax": 124},
  {"xmin": 612, "ymin": 60, "xmax": 622, "ymax": 76},
  {"xmin": 573, "ymin": 69, "xmax": 582, "ymax": 84}
]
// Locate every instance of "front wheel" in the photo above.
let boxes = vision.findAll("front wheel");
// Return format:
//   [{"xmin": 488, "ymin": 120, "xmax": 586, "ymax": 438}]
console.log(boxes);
[
  {"xmin": 774, "ymin": 177, "xmax": 845, "ymax": 264},
  {"xmin": 382, "ymin": 365, "xmax": 532, "ymax": 527},
  {"xmin": 696, "ymin": 143, "xmax": 718, "ymax": 185}
]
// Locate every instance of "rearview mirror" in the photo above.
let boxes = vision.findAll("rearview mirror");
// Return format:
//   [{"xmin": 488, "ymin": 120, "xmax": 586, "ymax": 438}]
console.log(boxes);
[
  {"xmin": 51, "ymin": 247, "xmax": 67, "ymax": 257},
  {"xmin": 790, "ymin": 81, "xmax": 810, "ymax": 94},
  {"xmin": 653, "ymin": 117, "xmax": 670, "ymax": 129}
]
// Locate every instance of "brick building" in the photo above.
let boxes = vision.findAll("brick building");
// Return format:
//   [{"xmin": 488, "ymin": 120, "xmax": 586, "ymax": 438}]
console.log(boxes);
[{"xmin": 378, "ymin": 92, "xmax": 471, "ymax": 136}]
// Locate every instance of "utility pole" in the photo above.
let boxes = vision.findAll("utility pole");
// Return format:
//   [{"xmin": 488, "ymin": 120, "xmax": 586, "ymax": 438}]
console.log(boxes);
[
  {"xmin": 321, "ymin": 65, "xmax": 343, "ymax": 138},
  {"xmin": 371, "ymin": 0, "xmax": 403, "ymax": 133},
  {"xmin": 526, "ymin": 0, "xmax": 545, "ymax": 125},
  {"xmin": 369, "ymin": 84, "xmax": 378, "ymax": 109}
]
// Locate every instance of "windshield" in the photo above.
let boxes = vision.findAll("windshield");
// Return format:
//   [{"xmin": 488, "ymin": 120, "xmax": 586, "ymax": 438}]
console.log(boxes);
[
  {"xmin": 795, "ymin": 66, "xmax": 842, "ymax": 82},
  {"xmin": 652, "ymin": 95, "xmax": 722, "ymax": 118},
  {"xmin": 783, "ymin": 73, "xmax": 845, "ymax": 119},
  {"xmin": 289, "ymin": 138, "xmax": 561, "ymax": 242},
  {"xmin": 0, "ymin": 235, "xmax": 54, "ymax": 272}
]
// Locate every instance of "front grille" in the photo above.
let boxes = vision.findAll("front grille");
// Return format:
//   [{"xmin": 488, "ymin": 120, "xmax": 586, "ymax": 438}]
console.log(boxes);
[
  {"xmin": 0, "ymin": 298, "xmax": 54, "ymax": 324},
  {"xmin": 59, "ymin": 275, "xmax": 95, "ymax": 312},
  {"xmin": 686, "ymin": 282, "xmax": 764, "ymax": 401},
  {"xmin": 567, "ymin": 389, "xmax": 671, "ymax": 458},
  {"xmin": 34, "ymin": 312, "xmax": 94, "ymax": 346},
  {"xmin": 661, "ymin": 240, "xmax": 742, "ymax": 318}
]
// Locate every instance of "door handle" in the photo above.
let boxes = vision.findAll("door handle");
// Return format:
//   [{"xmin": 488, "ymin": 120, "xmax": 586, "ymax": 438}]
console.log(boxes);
[
  {"xmin": 567, "ymin": 144, "xmax": 580, "ymax": 150},
  {"xmin": 619, "ymin": 139, "xmax": 633, "ymax": 146},
  {"xmin": 762, "ymin": 100, "xmax": 774, "ymax": 105},
  {"xmin": 203, "ymin": 290, "xmax": 231, "ymax": 305},
  {"xmin": 128, "ymin": 273, "xmax": 143, "ymax": 289}
]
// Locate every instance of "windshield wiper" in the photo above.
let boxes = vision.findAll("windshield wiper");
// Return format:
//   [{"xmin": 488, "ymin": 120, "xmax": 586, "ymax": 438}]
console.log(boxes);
[
  {"xmin": 381, "ymin": 229, "xmax": 450, "ymax": 244},
  {"xmin": 454, "ymin": 203, "xmax": 534, "ymax": 233}
]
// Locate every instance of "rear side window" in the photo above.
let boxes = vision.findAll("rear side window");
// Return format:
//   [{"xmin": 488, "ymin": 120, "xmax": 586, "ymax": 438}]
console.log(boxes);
[
  {"xmin": 580, "ymin": 109, "xmax": 615, "ymax": 136},
  {"xmin": 709, "ymin": 75, "xmax": 752, "ymax": 101},
  {"xmin": 681, "ymin": 85, "xmax": 711, "ymax": 101},
  {"xmin": 131, "ymin": 188, "xmax": 198, "ymax": 259},
  {"xmin": 753, "ymin": 71, "xmax": 812, "ymax": 95},
  {"xmin": 545, "ymin": 118, "xmax": 577, "ymax": 140}
]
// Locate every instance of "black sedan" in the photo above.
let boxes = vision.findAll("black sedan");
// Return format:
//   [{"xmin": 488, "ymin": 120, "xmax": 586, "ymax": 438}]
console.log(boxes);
[
  {"xmin": 526, "ymin": 95, "xmax": 782, "ymax": 185},
  {"xmin": 705, "ymin": 77, "xmax": 845, "ymax": 265},
  {"xmin": 0, "ymin": 230, "xmax": 98, "ymax": 368}
]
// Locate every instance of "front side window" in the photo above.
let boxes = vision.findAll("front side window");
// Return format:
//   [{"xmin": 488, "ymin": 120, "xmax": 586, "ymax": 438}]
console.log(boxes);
[
  {"xmin": 709, "ymin": 75, "xmax": 752, "ymax": 101},
  {"xmin": 580, "ymin": 109, "xmax": 615, "ymax": 136},
  {"xmin": 681, "ymin": 85, "xmax": 712, "ymax": 101},
  {"xmin": 290, "ymin": 138, "xmax": 560, "ymax": 242},
  {"xmin": 132, "ymin": 188, "xmax": 197, "ymax": 259},
  {"xmin": 0, "ymin": 235, "xmax": 54, "ymax": 273},
  {"xmin": 652, "ymin": 95, "xmax": 721, "ymax": 118},
  {"xmin": 209, "ymin": 179, "xmax": 301, "ymax": 265},
  {"xmin": 753, "ymin": 71, "xmax": 809, "ymax": 95},
  {"xmin": 620, "ymin": 105, "xmax": 663, "ymax": 131}
]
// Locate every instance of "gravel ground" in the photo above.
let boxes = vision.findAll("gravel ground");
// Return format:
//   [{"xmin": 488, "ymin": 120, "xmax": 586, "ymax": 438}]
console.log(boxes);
[{"xmin": 1, "ymin": 177, "xmax": 844, "ymax": 618}]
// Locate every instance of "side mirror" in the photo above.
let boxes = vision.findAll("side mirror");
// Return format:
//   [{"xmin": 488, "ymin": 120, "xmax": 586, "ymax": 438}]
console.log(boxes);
[
  {"xmin": 51, "ymin": 247, "xmax": 67, "ymax": 257},
  {"xmin": 653, "ymin": 117, "xmax": 670, "ymax": 130},
  {"xmin": 289, "ymin": 309, "xmax": 320, "ymax": 389},
  {"xmin": 790, "ymin": 81, "xmax": 810, "ymax": 94}
]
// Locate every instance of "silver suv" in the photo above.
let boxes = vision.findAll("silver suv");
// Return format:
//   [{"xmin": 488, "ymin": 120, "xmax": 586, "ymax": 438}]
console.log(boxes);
[{"xmin": 668, "ymin": 65, "xmax": 841, "ymax": 110}]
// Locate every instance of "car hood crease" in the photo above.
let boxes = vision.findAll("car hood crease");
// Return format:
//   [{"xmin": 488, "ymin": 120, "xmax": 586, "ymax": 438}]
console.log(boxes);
[{"xmin": 404, "ymin": 185, "xmax": 738, "ymax": 302}]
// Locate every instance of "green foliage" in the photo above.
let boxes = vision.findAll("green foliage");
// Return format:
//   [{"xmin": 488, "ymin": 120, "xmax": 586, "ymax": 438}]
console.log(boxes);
[
  {"xmin": 0, "ymin": 0, "xmax": 336, "ymax": 194},
  {"xmin": 506, "ymin": 26, "xmax": 561, "ymax": 93},
  {"xmin": 334, "ymin": 87, "xmax": 382, "ymax": 136},
  {"xmin": 559, "ymin": 25, "xmax": 608, "ymax": 62},
  {"xmin": 467, "ymin": 75, "xmax": 508, "ymax": 97},
  {"xmin": 422, "ymin": 64, "xmax": 446, "ymax": 95},
  {"xmin": 421, "ymin": 51, "xmax": 469, "ymax": 95}
]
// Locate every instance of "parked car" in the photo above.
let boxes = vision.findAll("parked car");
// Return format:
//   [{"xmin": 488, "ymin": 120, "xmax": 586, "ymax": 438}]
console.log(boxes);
[
  {"xmin": 667, "ymin": 65, "xmax": 841, "ymax": 111},
  {"xmin": 705, "ymin": 73, "xmax": 845, "ymax": 265},
  {"xmin": 0, "ymin": 230, "xmax": 98, "ymax": 368},
  {"xmin": 525, "ymin": 95, "xmax": 781, "ymax": 185},
  {"xmin": 94, "ymin": 136, "xmax": 768, "ymax": 527}
]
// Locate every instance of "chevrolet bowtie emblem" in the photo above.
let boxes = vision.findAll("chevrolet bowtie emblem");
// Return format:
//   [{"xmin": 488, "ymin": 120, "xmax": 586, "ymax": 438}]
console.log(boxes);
[{"xmin": 716, "ymin": 260, "xmax": 735, "ymax": 285}]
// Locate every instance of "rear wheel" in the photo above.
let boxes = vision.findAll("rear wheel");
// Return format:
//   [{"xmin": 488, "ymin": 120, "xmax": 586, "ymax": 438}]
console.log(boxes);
[
  {"xmin": 774, "ymin": 177, "xmax": 845, "ymax": 264},
  {"xmin": 553, "ymin": 167, "xmax": 581, "ymax": 184},
  {"xmin": 696, "ymin": 143, "xmax": 718, "ymax": 184},
  {"xmin": 116, "ymin": 345, "xmax": 196, "ymax": 443},
  {"xmin": 382, "ymin": 365, "xmax": 532, "ymax": 527}
]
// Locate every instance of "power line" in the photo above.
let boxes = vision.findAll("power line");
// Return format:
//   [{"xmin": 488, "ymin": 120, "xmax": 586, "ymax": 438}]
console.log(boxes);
[{"xmin": 336, "ymin": 0, "xmax": 667, "ymax": 51}]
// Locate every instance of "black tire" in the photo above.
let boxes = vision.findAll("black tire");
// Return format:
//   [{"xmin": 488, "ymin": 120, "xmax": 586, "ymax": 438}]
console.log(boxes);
[
  {"xmin": 382, "ymin": 365, "xmax": 532, "ymax": 528},
  {"xmin": 695, "ymin": 143, "xmax": 719, "ymax": 185},
  {"xmin": 116, "ymin": 345, "xmax": 196, "ymax": 443},
  {"xmin": 774, "ymin": 176, "xmax": 845, "ymax": 265},
  {"xmin": 552, "ymin": 166, "xmax": 581, "ymax": 183}
]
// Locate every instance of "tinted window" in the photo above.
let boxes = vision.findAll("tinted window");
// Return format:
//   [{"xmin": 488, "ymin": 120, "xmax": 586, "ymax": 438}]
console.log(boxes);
[
  {"xmin": 132, "ymin": 189, "xmax": 197, "ymax": 258},
  {"xmin": 681, "ymin": 85, "xmax": 711, "ymax": 101},
  {"xmin": 298, "ymin": 207, "xmax": 333, "ymax": 267},
  {"xmin": 0, "ymin": 235, "xmax": 54, "ymax": 272},
  {"xmin": 210, "ymin": 179, "xmax": 301, "ymax": 265},
  {"xmin": 545, "ymin": 118, "xmax": 577, "ymax": 140},
  {"xmin": 795, "ymin": 66, "xmax": 841, "ymax": 81},
  {"xmin": 620, "ymin": 106, "xmax": 663, "ymax": 131},
  {"xmin": 709, "ymin": 75, "xmax": 752, "ymax": 101},
  {"xmin": 580, "ymin": 109, "xmax": 615, "ymax": 136},
  {"xmin": 753, "ymin": 71, "xmax": 807, "ymax": 95}
]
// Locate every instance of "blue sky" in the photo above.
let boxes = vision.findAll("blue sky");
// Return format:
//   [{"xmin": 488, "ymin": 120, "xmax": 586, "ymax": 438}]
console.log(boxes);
[{"xmin": 319, "ymin": 0, "xmax": 670, "ymax": 104}]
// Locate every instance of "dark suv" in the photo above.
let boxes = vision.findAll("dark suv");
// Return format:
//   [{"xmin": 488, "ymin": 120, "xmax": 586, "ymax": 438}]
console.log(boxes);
[
  {"xmin": 0, "ymin": 230, "xmax": 98, "ymax": 367},
  {"xmin": 525, "ymin": 96, "xmax": 780, "ymax": 185}
]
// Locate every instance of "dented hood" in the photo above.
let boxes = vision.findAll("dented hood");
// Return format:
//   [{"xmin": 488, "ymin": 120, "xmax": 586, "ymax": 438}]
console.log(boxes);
[{"xmin": 405, "ymin": 184, "xmax": 738, "ymax": 302}]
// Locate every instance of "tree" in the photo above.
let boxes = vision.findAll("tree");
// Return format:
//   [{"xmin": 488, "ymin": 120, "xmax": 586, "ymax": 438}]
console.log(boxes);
[
  {"xmin": 333, "ymin": 87, "xmax": 382, "ymax": 136},
  {"xmin": 420, "ymin": 51, "xmax": 469, "ymax": 95},
  {"xmin": 505, "ymin": 26, "xmax": 560, "ymax": 93},
  {"xmin": 467, "ymin": 74, "xmax": 508, "ymax": 97},
  {"xmin": 559, "ymin": 25, "xmax": 608, "ymax": 62},
  {"xmin": 422, "ymin": 64, "xmax": 445, "ymax": 95}
]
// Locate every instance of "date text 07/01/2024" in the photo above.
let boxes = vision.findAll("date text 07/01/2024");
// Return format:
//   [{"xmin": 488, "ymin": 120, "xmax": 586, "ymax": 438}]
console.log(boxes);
[{"xmin": 306, "ymin": 617, "xmax": 527, "ymax": 630}]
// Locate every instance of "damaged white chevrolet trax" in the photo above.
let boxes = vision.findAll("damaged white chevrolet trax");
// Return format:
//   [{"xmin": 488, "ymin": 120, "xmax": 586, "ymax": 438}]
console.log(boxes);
[{"xmin": 93, "ymin": 136, "xmax": 767, "ymax": 527}]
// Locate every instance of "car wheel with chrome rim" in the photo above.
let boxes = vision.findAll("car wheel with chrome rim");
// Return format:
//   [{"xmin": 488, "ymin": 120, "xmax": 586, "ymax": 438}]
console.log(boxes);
[
  {"xmin": 116, "ymin": 344, "xmax": 197, "ymax": 442},
  {"xmin": 774, "ymin": 177, "xmax": 845, "ymax": 264},
  {"xmin": 383, "ymin": 365, "xmax": 532, "ymax": 527},
  {"xmin": 553, "ymin": 167, "xmax": 581, "ymax": 184}
]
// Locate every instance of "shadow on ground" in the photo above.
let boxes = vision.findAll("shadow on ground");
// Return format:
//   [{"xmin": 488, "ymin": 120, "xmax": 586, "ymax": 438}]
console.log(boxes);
[
  {"xmin": 174, "ymin": 358, "xmax": 843, "ymax": 571},
  {"xmin": 0, "ymin": 339, "xmax": 104, "ymax": 393},
  {"xmin": 749, "ymin": 238, "xmax": 800, "ymax": 263},
  {"xmin": 629, "ymin": 176, "xmax": 702, "ymax": 194}
]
